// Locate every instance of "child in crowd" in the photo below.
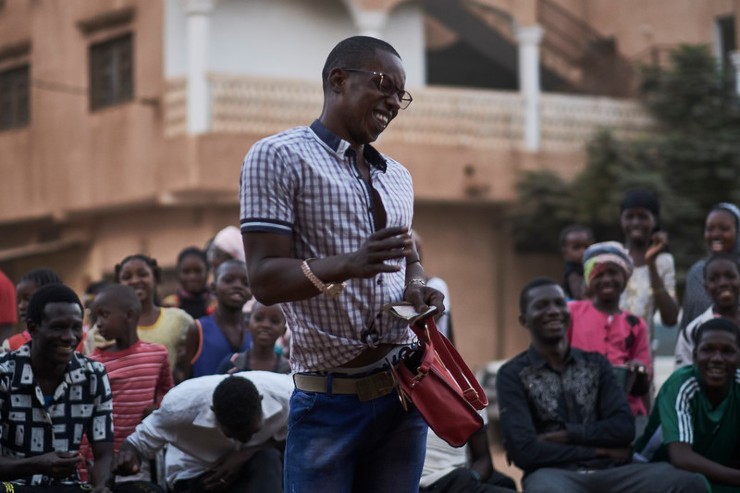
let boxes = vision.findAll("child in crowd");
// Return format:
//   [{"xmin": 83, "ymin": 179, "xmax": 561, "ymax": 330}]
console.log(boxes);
[
  {"xmin": 675, "ymin": 253, "xmax": 740, "ymax": 368},
  {"xmin": 681, "ymin": 203, "xmax": 740, "ymax": 337},
  {"xmin": 182, "ymin": 259, "xmax": 253, "ymax": 378},
  {"xmin": 81, "ymin": 284, "xmax": 172, "ymax": 488},
  {"xmin": 568, "ymin": 241, "xmax": 651, "ymax": 417},
  {"xmin": 162, "ymin": 247, "xmax": 216, "ymax": 320},
  {"xmin": 619, "ymin": 189, "xmax": 678, "ymax": 342},
  {"xmin": 3, "ymin": 268, "xmax": 87, "ymax": 352},
  {"xmin": 207, "ymin": 225, "xmax": 246, "ymax": 271},
  {"xmin": 219, "ymin": 301, "xmax": 291, "ymax": 374},
  {"xmin": 559, "ymin": 224, "xmax": 593, "ymax": 300},
  {"xmin": 85, "ymin": 254, "xmax": 195, "ymax": 383}
]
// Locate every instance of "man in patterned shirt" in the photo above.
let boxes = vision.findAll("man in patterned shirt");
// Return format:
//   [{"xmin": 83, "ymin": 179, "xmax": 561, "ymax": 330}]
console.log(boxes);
[
  {"xmin": 0, "ymin": 283, "xmax": 114, "ymax": 492},
  {"xmin": 240, "ymin": 36, "xmax": 444, "ymax": 492},
  {"xmin": 495, "ymin": 277, "xmax": 706, "ymax": 493}
]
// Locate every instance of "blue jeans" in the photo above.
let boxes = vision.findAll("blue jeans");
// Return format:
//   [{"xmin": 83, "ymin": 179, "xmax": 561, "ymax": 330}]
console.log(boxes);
[{"xmin": 284, "ymin": 387, "xmax": 427, "ymax": 493}]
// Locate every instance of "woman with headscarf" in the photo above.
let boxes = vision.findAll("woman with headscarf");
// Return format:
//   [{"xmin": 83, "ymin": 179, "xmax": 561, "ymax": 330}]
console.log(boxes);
[
  {"xmin": 207, "ymin": 225, "xmax": 246, "ymax": 270},
  {"xmin": 679, "ymin": 202, "xmax": 740, "ymax": 335},
  {"xmin": 619, "ymin": 189, "xmax": 679, "ymax": 337}
]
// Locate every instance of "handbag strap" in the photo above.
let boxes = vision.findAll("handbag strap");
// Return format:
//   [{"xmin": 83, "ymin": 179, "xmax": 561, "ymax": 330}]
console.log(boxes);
[{"xmin": 411, "ymin": 318, "xmax": 488, "ymax": 409}]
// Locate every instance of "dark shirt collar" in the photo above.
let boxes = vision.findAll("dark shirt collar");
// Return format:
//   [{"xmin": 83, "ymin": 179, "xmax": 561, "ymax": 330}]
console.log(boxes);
[
  {"xmin": 310, "ymin": 119, "xmax": 388, "ymax": 172},
  {"xmin": 526, "ymin": 343, "xmax": 578, "ymax": 370}
]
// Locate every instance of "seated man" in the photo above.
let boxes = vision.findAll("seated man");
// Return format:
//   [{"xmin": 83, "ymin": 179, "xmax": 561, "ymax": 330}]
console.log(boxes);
[
  {"xmin": 496, "ymin": 277, "xmax": 706, "ymax": 493},
  {"xmin": 635, "ymin": 318, "xmax": 740, "ymax": 493},
  {"xmin": 419, "ymin": 423, "xmax": 516, "ymax": 493},
  {"xmin": 115, "ymin": 371, "xmax": 292, "ymax": 493},
  {"xmin": 0, "ymin": 284, "xmax": 114, "ymax": 492}
]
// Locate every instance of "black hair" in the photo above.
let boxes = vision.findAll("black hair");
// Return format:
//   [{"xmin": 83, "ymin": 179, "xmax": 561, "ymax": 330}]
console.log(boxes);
[
  {"xmin": 21, "ymin": 268, "xmax": 62, "ymax": 287},
  {"xmin": 177, "ymin": 246, "xmax": 209, "ymax": 271},
  {"xmin": 212, "ymin": 376, "xmax": 262, "ymax": 430},
  {"xmin": 620, "ymin": 188, "xmax": 660, "ymax": 218},
  {"xmin": 703, "ymin": 252, "xmax": 740, "ymax": 278},
  {"xmin": 693, "ymin": 317, "xmax": 740, "ymax": 349},
  {"xmin": 85, "ymin": 280, "xmax": 110, "ymax": 296},
  {"xmin": 97, "ymin": 284, "xmax": 142, "ymax": 317},
  {"xmin": 214, "ymin": 259, "xmax": 248, "ymax": 282},
  {"xmin": 519, "ymin": 277, "xmax": 559, "ymax": 315},
  {"xmin": 558, "ymin": 224, "xmax": 593, "ymax": 247},
  {"xmin": 114, "ymin": 254, "xmax": 162, "ymax": 284},
  {"xmin": 321, "ymin": 36, "xmax": 401, "ymax": 91},
  {"xmin": 27, "ymin": 284, "xmax": 83, "ymax": 326}
]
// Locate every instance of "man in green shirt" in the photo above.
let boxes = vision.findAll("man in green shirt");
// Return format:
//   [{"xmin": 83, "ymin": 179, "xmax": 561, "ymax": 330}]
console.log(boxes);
[{"xmin": 635, "ymin": 317, "xmax": 740, "ymax": 492}]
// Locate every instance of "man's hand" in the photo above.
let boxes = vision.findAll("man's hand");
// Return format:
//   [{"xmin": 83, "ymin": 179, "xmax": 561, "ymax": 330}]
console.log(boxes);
[
  {"xmin": 538, "ymin": 430, "xmax": 570, "ymax": 444},
  {"xmin": 200, "ymin": 448, "xmax": 259, "ymax": 491},
  {"xmin": 113, "ymin": 441, "xmax": 142, "ymax": 476},
  {"xmin": 403, "ymin": 284, "xmax": 445, "ymax": 319},
  {"xmin": 345, "ymin": 227, "xmax": 413, "ymax": 278},
  {"xmin": 35, "ymin": 451, "xmax": 81, "ymax": 479}
]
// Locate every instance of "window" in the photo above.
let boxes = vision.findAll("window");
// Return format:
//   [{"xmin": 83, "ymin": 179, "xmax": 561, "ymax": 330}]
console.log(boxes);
[
  {"xmin": 89, "ymin": 33, "xmax": 133, "ymax": 110},
  {"xmin": 714, "ymin": 16, "xmax": 737, "ymax": 68},
  {"xmin": 0, "ymin": 65, "xmax": 30, "ymax": 130}
]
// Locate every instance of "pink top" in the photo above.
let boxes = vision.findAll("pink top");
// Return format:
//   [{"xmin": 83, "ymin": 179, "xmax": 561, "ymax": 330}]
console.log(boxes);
[{"xmin": 567, "ymin": 300, "xmax": 651, "ymax": 416}]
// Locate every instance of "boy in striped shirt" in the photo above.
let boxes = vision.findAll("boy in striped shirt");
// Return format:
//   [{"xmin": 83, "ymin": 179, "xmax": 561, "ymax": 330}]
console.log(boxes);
[{"xmin": 84, "ymin": 284, "xmax": 172, "ymax": 489}]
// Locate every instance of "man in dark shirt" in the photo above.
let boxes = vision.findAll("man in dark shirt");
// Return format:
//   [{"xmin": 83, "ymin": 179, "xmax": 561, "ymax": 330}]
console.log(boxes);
[{"xmin": 495, "ymin": 277, "xmax": 706, "ymax": 493}]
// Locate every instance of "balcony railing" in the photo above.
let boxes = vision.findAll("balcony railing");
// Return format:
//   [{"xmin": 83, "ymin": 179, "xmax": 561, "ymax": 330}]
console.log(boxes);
[{"xmin": 165, "ymin": 74, "xmax": 655, "ymax": 152}]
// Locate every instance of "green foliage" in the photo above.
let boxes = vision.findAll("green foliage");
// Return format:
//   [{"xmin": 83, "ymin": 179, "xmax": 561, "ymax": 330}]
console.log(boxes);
[{"xmin": 511, "ymin": 44, "xmax": 740, "ymax": 283}]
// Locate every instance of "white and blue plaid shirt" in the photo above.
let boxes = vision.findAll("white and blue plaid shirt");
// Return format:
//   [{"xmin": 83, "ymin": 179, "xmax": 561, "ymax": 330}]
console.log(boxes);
[{"xmin": 240, "ymin": 120, "xmax": 415, "ymax": 372}]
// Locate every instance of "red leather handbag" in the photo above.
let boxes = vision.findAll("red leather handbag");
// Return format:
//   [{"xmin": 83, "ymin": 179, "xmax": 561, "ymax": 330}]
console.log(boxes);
[{"xmin": 391, "ymin": 317, "xmax": 488, "ymax": 447}]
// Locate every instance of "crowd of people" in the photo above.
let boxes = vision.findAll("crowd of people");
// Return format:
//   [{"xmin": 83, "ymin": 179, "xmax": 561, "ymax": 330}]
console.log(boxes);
[{"xmin": 0, "ymin": 35, "xmax": 739, "ymax": 493}]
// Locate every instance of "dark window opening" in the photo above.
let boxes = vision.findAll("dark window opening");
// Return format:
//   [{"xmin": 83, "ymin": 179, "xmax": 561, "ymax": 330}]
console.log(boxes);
[
  {"xmin": 0, "ymin": 65, "xmax": 30, "ymax": 130},
  {"xmin": 89, "ymin": 33, "xmax": 133, "ymax": 110}
]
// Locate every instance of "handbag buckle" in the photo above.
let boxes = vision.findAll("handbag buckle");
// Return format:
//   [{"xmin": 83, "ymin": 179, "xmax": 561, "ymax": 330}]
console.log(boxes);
[{"xmin": 390, "ymin": 366, "xmax": 410, "ymax": 411}]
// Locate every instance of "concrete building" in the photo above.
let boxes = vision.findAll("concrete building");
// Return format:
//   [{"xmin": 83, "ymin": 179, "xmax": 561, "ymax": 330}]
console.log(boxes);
[{"xmin": 0, "ymin": 0, "xmax": 737, "ymax": 368}]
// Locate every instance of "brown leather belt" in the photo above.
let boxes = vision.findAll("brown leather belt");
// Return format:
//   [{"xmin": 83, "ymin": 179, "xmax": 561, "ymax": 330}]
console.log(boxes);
[{"xmin": 293, "ymin": 371, "xmax": 397, "ymax": 402}]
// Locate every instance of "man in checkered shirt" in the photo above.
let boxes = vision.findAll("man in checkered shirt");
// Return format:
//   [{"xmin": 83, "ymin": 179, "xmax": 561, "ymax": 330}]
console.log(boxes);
[
  {"xmin": 0, "ymin": 284, "xmax": 116, "ymax": 492},
  {"xmin": 240, "ymin": 36, "xmax": 445, "ymax": 492}
]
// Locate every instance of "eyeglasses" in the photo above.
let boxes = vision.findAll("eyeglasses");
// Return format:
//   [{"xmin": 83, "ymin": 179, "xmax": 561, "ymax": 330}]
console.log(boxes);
[{"xmin": 342, "ymin": 68, "xmax": 413, "ymax": 110}]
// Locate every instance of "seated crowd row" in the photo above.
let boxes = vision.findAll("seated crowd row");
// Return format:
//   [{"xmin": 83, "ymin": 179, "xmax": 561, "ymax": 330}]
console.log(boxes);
[{"xmin": 1, "ymin": 226, "xmax": 740, "ymax": 492}]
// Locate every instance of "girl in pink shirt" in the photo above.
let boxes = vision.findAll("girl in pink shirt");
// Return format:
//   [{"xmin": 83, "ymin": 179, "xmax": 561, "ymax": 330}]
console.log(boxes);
[{"xmin": 567, "ymin": 241, "xmax": 651, "ymax": 416}]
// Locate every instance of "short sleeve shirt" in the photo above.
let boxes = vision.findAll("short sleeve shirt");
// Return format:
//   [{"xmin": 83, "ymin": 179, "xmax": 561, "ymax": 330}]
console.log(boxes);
[
  {"xmin": 620, "ymin": 252, "xmax": 676, "ymax": 329},
  {"xmin": 0, "ymin": 344, "xmax": 114, "ymax": 486},
  {"xmin": 239, "ymin": 121, "xmax": 415, "ymax": 372},
  {"xmin": 567, "ymin": 300, "xmax": 651, "ymax": 415},
  {"xmin": 635, "ymin": 365, "xmax": 740, "ymax": 466}
]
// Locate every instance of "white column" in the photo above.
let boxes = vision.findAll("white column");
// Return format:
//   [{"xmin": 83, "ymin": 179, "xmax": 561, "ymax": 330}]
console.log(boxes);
[
  {"xmin": 343, "ymin": 0, "xmax": 388, "ymax": 38},
  {"xmin": 731, "ymin": 51, "xmax": 740, "ymax": 96},
  {"xmin": 516, "ymin": 25, "xmax": 544, "ymax": 152},
  {"xmin": 184, "ymin": 0, "xmax": 214, "ymax": 135}
]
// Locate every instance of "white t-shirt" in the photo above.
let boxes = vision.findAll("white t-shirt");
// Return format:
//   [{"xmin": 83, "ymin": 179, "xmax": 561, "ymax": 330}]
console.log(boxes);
[
  {"xmin": 428, "ymin": 277, "xmax": 452, "ymax": 338},
  {"xmin": 419, "ymin": 411, "xmax": 487, "ymax": 487},
  {"xmin": 674, "ymin": 306, "xmax": 715, "ymax": 369},
  {"xmin": 126, "ymin": 371, "xmax": 293, "ymax": 486}
]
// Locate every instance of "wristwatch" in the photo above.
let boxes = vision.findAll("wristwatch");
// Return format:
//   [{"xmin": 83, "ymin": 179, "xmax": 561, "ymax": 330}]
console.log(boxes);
[{"xmin": 301, "ymin": 259, "xmax": 345, "ymax": 297}]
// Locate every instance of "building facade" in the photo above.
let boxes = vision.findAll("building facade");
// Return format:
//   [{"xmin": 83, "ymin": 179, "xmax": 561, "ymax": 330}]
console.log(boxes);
[{"xmin": 0, "ymin": 0, "xmax": 737, "ymax": 367}]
